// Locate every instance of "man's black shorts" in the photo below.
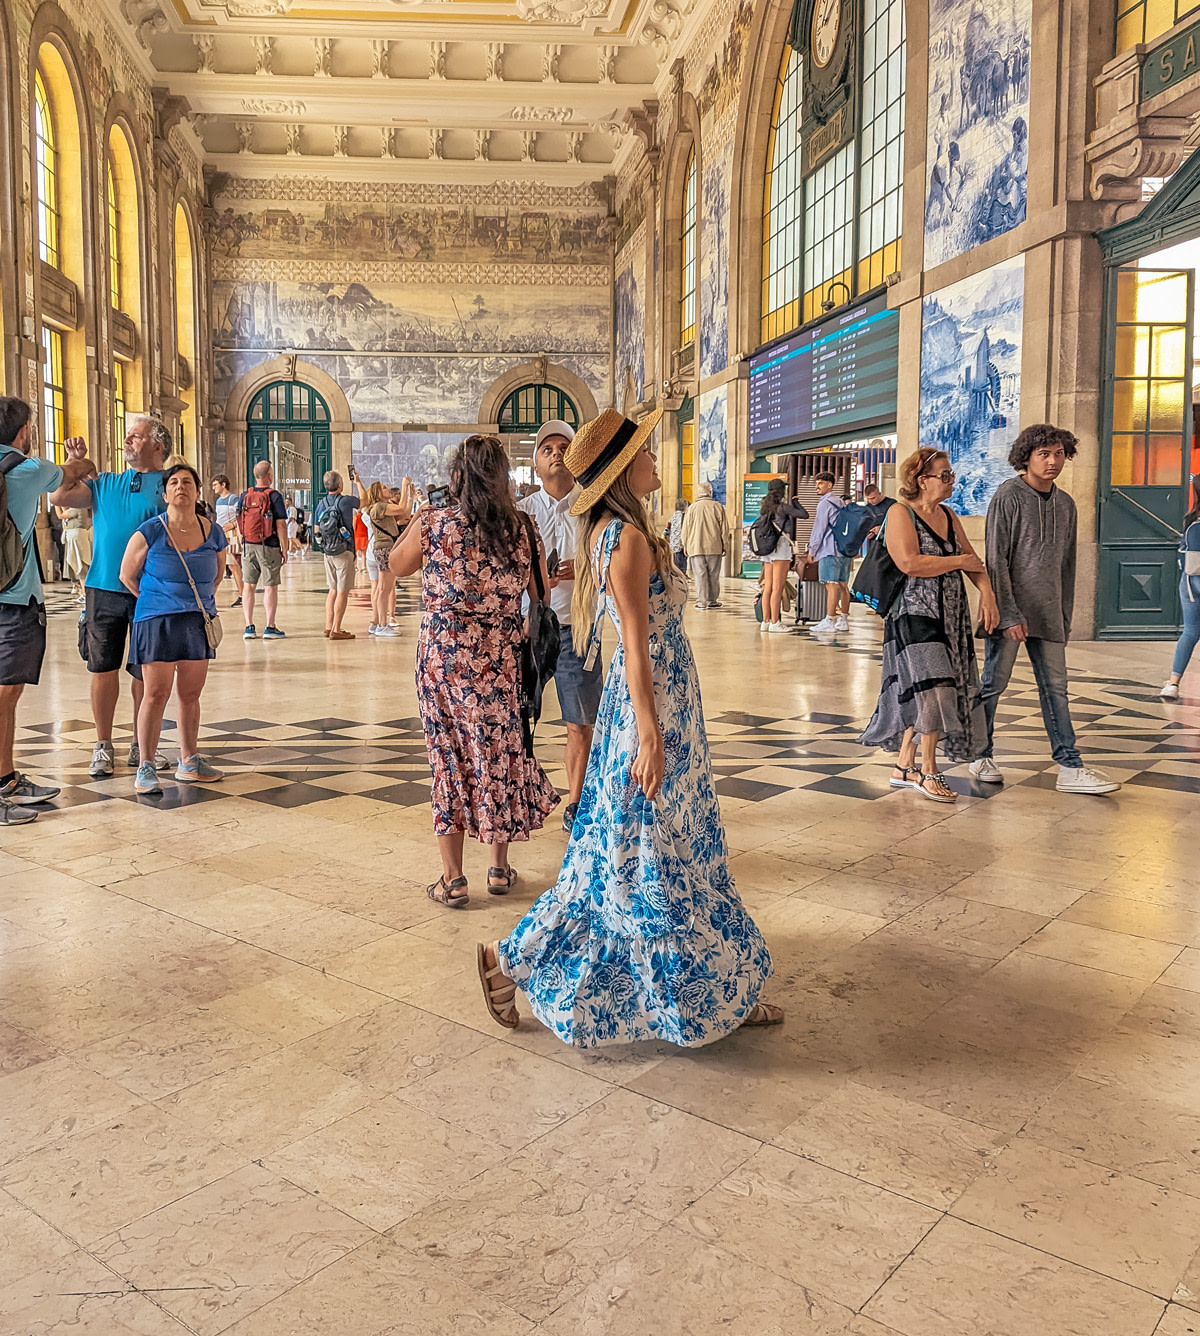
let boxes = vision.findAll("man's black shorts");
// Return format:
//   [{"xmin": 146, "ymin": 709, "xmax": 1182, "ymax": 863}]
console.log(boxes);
[
  {"xmin": 83, "ymin": 587, "xmax": 141, "ymax": 678},
  {"xmin": 0, "ymin": 601, "xmax": 47, "ymax": 686}
]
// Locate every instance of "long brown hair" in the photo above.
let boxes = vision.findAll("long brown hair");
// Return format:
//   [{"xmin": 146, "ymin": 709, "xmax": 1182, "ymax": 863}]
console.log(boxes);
[
  {"xmin": 449, "ymin": 434, "xmax": 522, "ymax": 564},
  {"xmin": 1186, "ymin": 475, "xmax": 1200, "ymax": 531},
  {"xmin": 572, "ymin": 463, "xmax": 674, "ymax": 654}
]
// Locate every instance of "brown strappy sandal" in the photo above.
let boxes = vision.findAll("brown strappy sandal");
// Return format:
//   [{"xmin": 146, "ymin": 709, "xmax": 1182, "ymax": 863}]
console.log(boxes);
[
  {"xmin": 918, "ymin": 772, "xmax": 958, "ymax": 804},
  {"xmin": 427, "ymin": 875, "xmax": 469, "ymax": 908},
  {"xmin": 486, "ymin": 866, "xmax": 518, "ymax": 896},
  {"xmin": 476, "ymin": 942, "xmax": 519, "ymax": 1029},
  {"xmin": 741, "ymin": 1002, "xmax": 785, "ymax": 1027}
]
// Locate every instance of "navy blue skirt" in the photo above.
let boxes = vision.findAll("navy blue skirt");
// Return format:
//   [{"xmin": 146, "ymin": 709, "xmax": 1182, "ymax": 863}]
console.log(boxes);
[{"xmin": 130, "ymin": 612, "xmax": 215, "ymax": 665}]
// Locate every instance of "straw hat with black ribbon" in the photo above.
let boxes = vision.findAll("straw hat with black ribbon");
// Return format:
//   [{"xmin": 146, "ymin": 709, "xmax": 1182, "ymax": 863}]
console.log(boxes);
[{"xmin": 565, "ymin": 407, "xmax": 664, "ymax": 517}]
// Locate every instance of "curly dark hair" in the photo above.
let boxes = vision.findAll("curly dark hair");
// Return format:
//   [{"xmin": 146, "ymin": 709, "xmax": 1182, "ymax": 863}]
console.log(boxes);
[{"xmin": 1008, "ymin": 424, "xmax": 1079, "ymax": 472}]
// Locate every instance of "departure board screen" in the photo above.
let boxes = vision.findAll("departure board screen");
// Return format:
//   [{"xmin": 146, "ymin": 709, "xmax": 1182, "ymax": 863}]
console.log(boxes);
[{"xmin": 748, "ymin": 292, "xmax": 900, "ymax": 452}]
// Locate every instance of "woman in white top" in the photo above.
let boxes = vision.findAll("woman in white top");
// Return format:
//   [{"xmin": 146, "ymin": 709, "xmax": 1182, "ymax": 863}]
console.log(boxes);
[{"xmin": 758, "ymin": 479, "xmax": 809, "ymax": 633}]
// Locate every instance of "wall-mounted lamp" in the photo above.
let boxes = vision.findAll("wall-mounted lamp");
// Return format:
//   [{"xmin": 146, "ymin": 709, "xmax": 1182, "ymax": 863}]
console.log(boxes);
[{"xmin": 821, "ymin": 280, "xmax": 852, "ymax": 313}]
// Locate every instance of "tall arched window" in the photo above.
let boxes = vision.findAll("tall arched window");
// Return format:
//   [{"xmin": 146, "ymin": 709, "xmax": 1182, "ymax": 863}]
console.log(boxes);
[
  {"xmin": 174, "ymin": 201, "xmax": 199, "ymax": 463},
  {"xmin": 106, "ymin": 157, "xmax": 120, "ymax": 309},
  {"xmin": 760, "ymin": 3, "xmax": 906, "ymax": 340},
  {"xmin": 680, "ymin": 147, "xmax": 698, "ymax": 346},
  {"xmin": 33, "ymin": 71, "xmax": 59, "ymax": 268},
  {"xmin": 762, "ymin": 49, "xmax": 803, "ymax": 343}
]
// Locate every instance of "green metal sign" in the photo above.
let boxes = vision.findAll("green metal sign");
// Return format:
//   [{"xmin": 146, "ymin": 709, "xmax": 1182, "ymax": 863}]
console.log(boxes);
[{"xmin": 1142, "ymin": 20, "xmax": 1200, "ymax": 101}]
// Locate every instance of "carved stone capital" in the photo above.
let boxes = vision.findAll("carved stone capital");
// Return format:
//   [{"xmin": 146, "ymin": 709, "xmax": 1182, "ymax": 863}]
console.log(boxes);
[
  {"xmin": 624, "ymin": 98, "xmax": 659, "ymax": 153},
  {"xmin": 153, "ymin": 87, "xmax": 192, "ymax": 140}
]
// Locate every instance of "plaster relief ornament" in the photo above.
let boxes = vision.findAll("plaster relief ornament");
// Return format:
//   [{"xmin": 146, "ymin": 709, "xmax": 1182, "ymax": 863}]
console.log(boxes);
[
  {"xmin": 371, "ymin": 39, "xmax": 390, "ymax": 77},
  {"xmin": 509, "ymin": 105, "xmax": 574, "ymax": 122},
  {"xmin": 430, "ymin": 41, "xmax": 448, "ymax": 79},
  {"xmin": 284, "ymin": 122, "xmax": 302, "ymax": 155},
  {"xmin": 253, "ymin": 35, "xmax": 273, "ymax": 75},
  {"xmin": 568, "ymin": 130, "xmax": 584, "ymax": 162},
  {"xmin": 313, "ymin": 36, "xmax": 333, "ymax": 77},
  {"xmin": 235, "ymin": 120, "xmax": 255, "ymax": 152},
  {"xmin": 543, "ymin": 44, "xmax": 561, "ymax": 81},
  {"xmin": 333, "ymin": 125, "xmax": 350, "ymax": 156},
  {"xmin": 240, "ymin": 98, "xmax": 306, "ymax": 115},
  {"xmin": 517, "ymin": 0, "xmax": 609, "ymax": 19},
  {"xmin": 521, "ymin": 129, "xmax": 536, "ymax": 161},
  {"xmin": 194, "ymin": 34, "xmax": 216, "ymax": 73},
  {"xmin": 120, "ymin": 0, "xmax": 168, "ymax": 50},
  {"xmin": 599, "ymin": 44, "xmax": 618, "ymax": 82}
]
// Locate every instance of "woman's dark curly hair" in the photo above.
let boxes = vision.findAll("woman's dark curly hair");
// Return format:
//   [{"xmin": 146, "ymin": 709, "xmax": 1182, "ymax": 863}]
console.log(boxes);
[
  {"xmin": 1008, "ymin": 424, "xmax": 1079, "ymax": 472},
  {"xmin": 448, "ymin": 434, "xmax": 523, "ymax": 565}
]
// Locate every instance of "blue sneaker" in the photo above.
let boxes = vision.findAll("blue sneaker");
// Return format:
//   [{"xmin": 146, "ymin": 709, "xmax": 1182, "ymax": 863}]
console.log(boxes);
[
  {"xmin": 243, "ymin": 624, "xmax": 257, "ymax": 640},
  {"xmin": 175, "ymin": 754, "xmax": 223, "ymax": 784},
  {"xmin": 262, "ymin": 625, "xmax": 286, "ymax": 639},
  {"xmin": 134, "ymin": 762, "xmax": 162, "ymax": 796}
]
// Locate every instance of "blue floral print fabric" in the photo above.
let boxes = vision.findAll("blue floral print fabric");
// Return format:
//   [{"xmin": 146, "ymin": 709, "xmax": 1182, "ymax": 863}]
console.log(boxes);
[{"xmin": 498, "ymin": 519, "xmax": 772, "ymax": 1048}]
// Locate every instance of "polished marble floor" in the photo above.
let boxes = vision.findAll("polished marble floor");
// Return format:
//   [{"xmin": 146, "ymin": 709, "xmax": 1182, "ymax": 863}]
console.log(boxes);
[{"xmin": 2, "ymin": 560, "xmax": 1199, "ymax": 1335}]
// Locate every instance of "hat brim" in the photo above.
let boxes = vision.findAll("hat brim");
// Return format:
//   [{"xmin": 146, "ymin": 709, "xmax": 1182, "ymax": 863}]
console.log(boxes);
[{"xmin": 568, "ymin": 406, "xmax": 664, "ymax": 516}]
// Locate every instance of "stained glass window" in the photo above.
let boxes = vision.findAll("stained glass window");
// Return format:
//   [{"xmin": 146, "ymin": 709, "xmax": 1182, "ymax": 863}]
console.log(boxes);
[
  {"xmin": 857, "ymin": 0, "xmax": 905, "ymax": 293},
  {"xmin": 41, "ymin": 326, "xmax": 66, "ymax": 462},
  {"xmin": 107, "ymin": 157, "xmax": 121, "ymax": 310}
]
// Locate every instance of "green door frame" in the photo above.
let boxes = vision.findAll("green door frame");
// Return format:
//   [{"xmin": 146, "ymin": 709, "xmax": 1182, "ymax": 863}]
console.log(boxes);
[
  {"xmin": 246, "ymin": 381, "xmax": 332, "ymax": 504},
  {"xmin": 1095, "ymin": 156, "xmax": 1200, "ymax": 638}
]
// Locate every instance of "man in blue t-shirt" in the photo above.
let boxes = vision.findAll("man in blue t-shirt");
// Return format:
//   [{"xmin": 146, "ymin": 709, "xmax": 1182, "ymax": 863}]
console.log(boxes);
[
  {"xmin": 0, "ymin": 397, "xmax": 95, "ymax": 825},
  {"xmin": 49, "ymin": 414, "xmax": 168, "ymax": 778}
]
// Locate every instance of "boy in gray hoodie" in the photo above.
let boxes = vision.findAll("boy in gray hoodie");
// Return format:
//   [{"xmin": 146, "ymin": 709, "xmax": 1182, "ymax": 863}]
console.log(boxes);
[{"xmin": 971, "ymin": 423, "xmax": 1120, "ymax": 795}]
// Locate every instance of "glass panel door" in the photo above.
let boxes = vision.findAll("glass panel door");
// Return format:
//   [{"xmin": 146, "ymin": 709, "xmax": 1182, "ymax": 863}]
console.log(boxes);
[{"xmin": 1099, "ymin": 266, "xmax": 1193, "ymax": 637}]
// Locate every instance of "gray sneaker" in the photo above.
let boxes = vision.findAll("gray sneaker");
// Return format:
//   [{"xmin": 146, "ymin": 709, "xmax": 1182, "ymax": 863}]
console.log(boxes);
[
  {"xmin": 175, "ymin": 754, "xmax": 224, "ymax": 784},
  {"xmin": 0, "ymin": 796, "xmax": 38, "ymax": 825},
  {"xmin": 89, "ymin": 741, "xmax": 115, "ymax": 778},
  {"xmin": 0, "ymin": 773, "xmax": 61, "ymax": 804},
  {"xmin": 127, "ymin": 743, "xmax": 170, "ymax": 772},
  {"xmin": 134, "ymin": 762, "xmax": 162, "ymax": 796}
]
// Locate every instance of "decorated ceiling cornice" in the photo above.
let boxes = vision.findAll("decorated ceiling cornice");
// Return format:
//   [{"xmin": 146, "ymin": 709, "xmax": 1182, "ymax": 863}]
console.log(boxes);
[{"xmin": 114, "ymin": 0, "xmax": 716, "ymax": 184}]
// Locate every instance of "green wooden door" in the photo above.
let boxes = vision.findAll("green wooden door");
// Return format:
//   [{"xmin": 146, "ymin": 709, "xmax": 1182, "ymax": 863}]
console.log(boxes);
[
  {"xmin": 311, "ymin": 430, "xmax": 332, "ymax": 492},
  {"xmin": 1098, "ymin": 266, "xmax": 1192, "ymax": 637},
  {"xmin": 247, "ymin": 427, "xmax": 270, "ymax": 477}
]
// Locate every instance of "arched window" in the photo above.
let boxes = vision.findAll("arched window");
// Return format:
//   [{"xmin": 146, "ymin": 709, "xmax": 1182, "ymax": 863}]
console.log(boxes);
[
  {"xmin": 761, "ymin": 50, "xmax": 803, "ymax": 343},
  {"xmin": 680, "ymin": 146, "xmax": 697, "ymax": 346},
  {"xmin": 174, "ymin": 202, "xmax": 199, "ymax": 463},
  {"xmin": 497, "ymin": 384, "xmax": 579, "ymax": 432},
  {"xmin": 760, "ymin": 3, "xmax": 906, "ymax": 339},
  {"xmin": 33, "ymin": 70, "xmax": 59, "ymax": 268},
  {"xmin": 106, "ymin": 156, "xmax": 120, "ymax": 310}
]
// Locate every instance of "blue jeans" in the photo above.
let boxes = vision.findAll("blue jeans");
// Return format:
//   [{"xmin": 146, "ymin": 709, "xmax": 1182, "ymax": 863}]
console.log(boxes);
[
  {"xmin": 976, "ymin": 635, "xmax": 1082, "ymax": 768},
  {"xmin": 1172, "ymin": 575, "xmax": 1200, "ymax": 676}
]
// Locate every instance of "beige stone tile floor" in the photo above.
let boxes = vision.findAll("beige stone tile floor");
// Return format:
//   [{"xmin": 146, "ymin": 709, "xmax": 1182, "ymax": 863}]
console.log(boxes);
[{"xmin": 1, "ymin": 571, "xmax": 1198, "ymax": 1333}]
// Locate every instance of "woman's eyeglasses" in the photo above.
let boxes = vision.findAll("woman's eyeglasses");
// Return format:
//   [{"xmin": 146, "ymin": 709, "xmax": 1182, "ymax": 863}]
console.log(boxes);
[{"xmin": 923, "ymin": 469, "xmax": 956, "ymax": 484}]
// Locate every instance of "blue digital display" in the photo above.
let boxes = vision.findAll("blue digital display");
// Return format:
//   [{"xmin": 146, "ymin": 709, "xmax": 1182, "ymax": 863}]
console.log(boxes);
[{"xmin": 749, "ymin": 292, "xmax": 900, "ymax": 451}]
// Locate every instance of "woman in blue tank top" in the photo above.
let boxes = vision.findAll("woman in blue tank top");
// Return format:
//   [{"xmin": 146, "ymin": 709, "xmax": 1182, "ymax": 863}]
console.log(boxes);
[{"xmin": 119, "ymin": 463, "xmax": 227, "ymax": 796}]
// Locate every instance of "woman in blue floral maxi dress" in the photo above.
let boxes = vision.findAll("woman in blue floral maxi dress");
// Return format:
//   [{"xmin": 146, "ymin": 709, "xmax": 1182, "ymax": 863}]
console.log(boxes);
[{"xmin": 476, "ymin": 410, "xmax": 779, "ymax": 1048}]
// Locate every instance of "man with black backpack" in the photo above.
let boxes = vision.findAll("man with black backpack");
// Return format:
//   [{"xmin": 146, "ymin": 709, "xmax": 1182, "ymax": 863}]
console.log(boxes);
[
  {"xmin": 237, "ymin": 458, "xmax": 289, "ymax": 641},
  {"xmin": 314, "ymin": 467, "xmax": 361, "ymax": 639},
  {"xmin": 0, "ymin": 397, "xmax": 95, "ymax": 824}
]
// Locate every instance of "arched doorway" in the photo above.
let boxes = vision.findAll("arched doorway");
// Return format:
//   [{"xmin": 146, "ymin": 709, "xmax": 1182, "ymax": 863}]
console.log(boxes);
[{"xmin": 246, "ymin": 380, "xmax": 332, "ymax": 512}]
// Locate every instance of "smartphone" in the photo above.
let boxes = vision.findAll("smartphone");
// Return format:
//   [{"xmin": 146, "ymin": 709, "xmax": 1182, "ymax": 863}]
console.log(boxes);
[
  {"xmin": 546, "ymin": 547, "xmax": 559, "ymax": 578},
  {"xmin": 427, "ymin": 484, "xmax": 450, "ymax": 508}
]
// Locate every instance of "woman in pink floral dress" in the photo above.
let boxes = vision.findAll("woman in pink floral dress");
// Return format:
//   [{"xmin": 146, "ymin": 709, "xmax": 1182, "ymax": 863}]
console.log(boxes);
[{"xmin": 389, "ymin": 434, "xmax": 559, "ymax": 907}]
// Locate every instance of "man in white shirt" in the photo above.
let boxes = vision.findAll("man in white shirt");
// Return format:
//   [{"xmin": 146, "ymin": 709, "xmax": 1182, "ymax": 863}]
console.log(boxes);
[{"xmin": 518, "ymin": 419, "xmax": 602, "ymax": 834}]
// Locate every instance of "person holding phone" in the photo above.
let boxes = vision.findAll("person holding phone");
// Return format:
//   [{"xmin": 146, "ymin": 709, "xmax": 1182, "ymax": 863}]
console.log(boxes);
[
  {"xmin": 517, "ymin": 419, "xmax": 603, "ymax": 834},
  {"xmin": 475, "ymin": 408, "xmax": 779, "ymax": 1045}
]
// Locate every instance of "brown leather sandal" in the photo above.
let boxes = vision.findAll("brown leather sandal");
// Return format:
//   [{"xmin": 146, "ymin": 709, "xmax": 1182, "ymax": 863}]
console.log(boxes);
[
  {"xmin": 741, "ymin": 1002, "xmax": 784, "ymax": 1027},
  {"xmin": 477, "ymin": 942, "xmax": 519, "ymax": 1029},
  {"xmin": 486, "ymin": 866, "xmax": 518, "ymax": 896},
  {"xmin": 427, "ymin": 875, "xmax": 469, "ymax": 908}
]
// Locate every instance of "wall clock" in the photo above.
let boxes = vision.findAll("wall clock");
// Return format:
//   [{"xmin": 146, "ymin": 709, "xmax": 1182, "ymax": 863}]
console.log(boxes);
[{"xmin": 811, "ymin": 0, "xmax": 843, "ymax": 70}]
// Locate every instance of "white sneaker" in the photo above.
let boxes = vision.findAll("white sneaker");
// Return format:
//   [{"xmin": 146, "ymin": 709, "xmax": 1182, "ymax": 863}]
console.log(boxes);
[
  {"xmin": 759, "ymin": 618, "xmax": 770, "ymax": 633},
  {"xmin": 367, "ymin": 623, "xmax": 378, "ymax": 636},
  {"xmin": 1161, "ymin": 681, "xmax": 1180, "ymax": 699},
  {"xmin": 835, "ymin": 614, "xmax": 849, "ymax": 631},
  {"xmin": 1056, "ymin": 765, "xmax": 1121, "ymax": 795},
  {"xmin": 376, "ymin": 624, "xmax": 401, "ymax": 637},
  {"xmin": 812, "ymin": 616, "xmax": 837, "ymax": 633},
  {"xmin": 969, "ymin": 757, "xmax": 1004, "ymax": 784},
  {"xmin": 768, "ymin": 621, "xmax": 791, "ymax": 634}
]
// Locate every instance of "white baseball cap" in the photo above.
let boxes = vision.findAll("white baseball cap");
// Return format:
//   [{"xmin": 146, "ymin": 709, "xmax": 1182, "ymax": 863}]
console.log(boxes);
[{"xmin": 534, "ymin": 419, "xmax": 575, "ymax": 450}]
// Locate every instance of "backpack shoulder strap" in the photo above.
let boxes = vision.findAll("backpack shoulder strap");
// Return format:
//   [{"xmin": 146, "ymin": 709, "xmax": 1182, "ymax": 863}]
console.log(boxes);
[
  {"xmin": 0, "ymin": 451, "xmax": 26, "ymax": 478},
  {"xmin": 521, "ymin": 513, "xmax": 545, "ymax": 603}
]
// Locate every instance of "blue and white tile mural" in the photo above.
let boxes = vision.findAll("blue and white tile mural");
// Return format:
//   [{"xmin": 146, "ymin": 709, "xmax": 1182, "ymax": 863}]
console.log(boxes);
[
  {"xmin": 920, "ymin": 255, "xmax": 1025, "ymax": 517},
  {"xmin": 924, "ymin": 0, "xmax": 1031, "ymax": 268},
  {"xmin": 699, "ymin": 137, "xmax": 732, "ymax": 380},
  {"xmin": 208, "ymin": 181, "xmax": 613, "ymax": 429},
  {"xmin": 352, "ymin": 431, "xmax": 467, "ymax": 490},
  {"xmin": 614, "ymin": 227, "xmax": 647, "ymax": 407},
  {"xmin": 697, "ymin": 384, "xmax": 728, "ymax": 504}
]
